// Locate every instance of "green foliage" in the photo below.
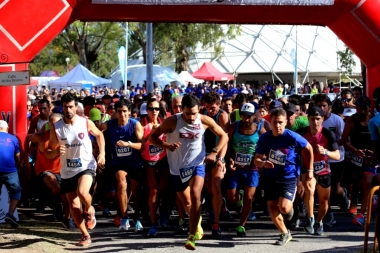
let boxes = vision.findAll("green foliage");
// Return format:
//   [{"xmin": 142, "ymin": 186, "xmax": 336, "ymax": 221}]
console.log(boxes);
[{"xmin": 337, "ymin": 46, "xmax": 356, "ymax": 78}]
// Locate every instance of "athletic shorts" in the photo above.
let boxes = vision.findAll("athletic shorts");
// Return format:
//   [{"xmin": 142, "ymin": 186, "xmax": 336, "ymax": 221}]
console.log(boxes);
[
  {"xmin": 172, "ymin": 164, "xmax": 206, "ymax": 192},
  {"xmin": 143, "ymin": 157, "xmax": 169, "ymax": 169},
  {"xmin": 315, "ymin": 173, "xmax": 331, "ymax": 188},
  {"xmin": 61, "ymin": 169, "xmax": 96, "ymax": 194},
  {"xmin": 37, "ymin": 171, "xmax": 61, "ymax": 185},
  {"xmin": 263, "ymin": 176, "xmax": 297, "ymax": 202},
  {"xmin": 351, "ymin": 163, "xmax": 377, "ymax": 180},
  {"xmin": 0, "ymin": 171, "xmax": 22, "ymax": 200},
  {"xmin": 226, "ymin": 170, "xmax": 259, "ymax": 189},
  {"xmin": 112, "ymin": 164, "xmax": 144, "ymax": 183}
]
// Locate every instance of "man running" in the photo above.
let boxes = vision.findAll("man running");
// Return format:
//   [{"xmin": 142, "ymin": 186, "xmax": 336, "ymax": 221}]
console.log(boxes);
[
  {"xmin": 227, "ymin": 103, "xmax": 265, "ymax": 236},
  {"xmin": 297, "ymin": 106, "xmax": 340, "ymax": 235},
  {"xmin": 254, "ymin": 108, "xmax": 314, "ymax": 246},
  {"xmin": 149, "ymin": 94, "xmax": 228, "ymax": 250},
  {"xmin": 47, "ymin": 93, "xmax": 105, "ymax": 247}
]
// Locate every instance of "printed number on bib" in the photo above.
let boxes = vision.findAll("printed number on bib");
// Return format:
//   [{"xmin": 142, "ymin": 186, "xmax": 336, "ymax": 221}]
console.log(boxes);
[
  {"xmin": 235, "ymin": 153, "xmax": 251, "ymax": 166},
  {"xmin": 179, "ymin": 166, "xmax": 195, "ymax": 183},
  {"xmin": 116, "ymin": 145, "xmax": 132, "ymax": 157},
  {"xmin": 351, "ymin": 154, "xmax": 363, "ymax": 167},
  {"xmin": 66, "ymin": 158, "xmax": 82, "ymax": 169},
  {"xmin": 149, "ymin": 144, "xmax": 164, "ymax": 156},
  {"xmin": 313, "ymin": 161, "xmax": 326, "ymax": 174},
  {"xmin": 268, "ymin": 149, "xmax": 286, "ymax": 166}
]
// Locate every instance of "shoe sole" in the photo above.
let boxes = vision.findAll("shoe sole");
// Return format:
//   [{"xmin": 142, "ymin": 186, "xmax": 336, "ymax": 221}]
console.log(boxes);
[
  {"xmin": 86, "ymin": 218, "xmax": 97, "ymax": 230},
  {"xmin": 4, "ymin": 217, "xmax": 19, "ymax": 228},
  {"xmin": 77, "ymin": 240, "xmax": 92, "ymax": 247},
  {"xmin": 275, "ymin": 236, "xmax": 292, "ymax": 246},
  {"xmin": 185, "ymin": 243, "xmax": 196, "ymax": 250}
]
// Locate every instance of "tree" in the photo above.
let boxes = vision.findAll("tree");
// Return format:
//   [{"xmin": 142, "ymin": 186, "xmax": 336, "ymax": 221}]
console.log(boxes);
[{"xmin": 337, "ymin": 45, "xmax": 356, "ymax": 77}]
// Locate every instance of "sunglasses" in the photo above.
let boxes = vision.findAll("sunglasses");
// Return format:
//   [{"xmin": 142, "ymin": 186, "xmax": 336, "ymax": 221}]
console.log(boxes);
[
  {"xmin": 342, "ymin": 98, "xmax": 353, "ymax": 103},
  {"xmin": 148, "ymin": 107, "xmax": 160, "ymax": 111}
]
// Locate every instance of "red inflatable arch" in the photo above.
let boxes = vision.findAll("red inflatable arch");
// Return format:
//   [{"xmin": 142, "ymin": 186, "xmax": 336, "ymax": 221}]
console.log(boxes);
[{"xmin": 1, "ymin": 0, "xmax": 380, "ymax": 142}]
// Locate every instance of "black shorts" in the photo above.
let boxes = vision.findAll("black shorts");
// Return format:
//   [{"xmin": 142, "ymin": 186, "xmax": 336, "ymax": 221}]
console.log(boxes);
[
  {"xmin": 330, "ymin": 162, "xmax": 344, "ymax": 185},
  {"xmin": 37, "ymin": 171, "xmax": 61, "ymax": 185},
  {"xmin": 263, "ymin": 176, "xmax": 297, "ymax": 202},
  {"xmin": 315, "ymin": 174, "xmax": 331, "ymax": 188},
  {"xmin": 143, "ymin": 157, "xmax": 169, "ymax": 169},
  {"xmin": 61, "ymin": 169, "xmax": 96, "ymax": 194},
  {"xmin": 112, "ymin": 164, "xmax": 144, "ymax": 183}
]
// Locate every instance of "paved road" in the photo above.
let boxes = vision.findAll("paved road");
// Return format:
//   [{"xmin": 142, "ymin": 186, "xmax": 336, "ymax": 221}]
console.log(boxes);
[{"xmin": 0, "ymin": 206, "xmax": 375, "ymax": 253}]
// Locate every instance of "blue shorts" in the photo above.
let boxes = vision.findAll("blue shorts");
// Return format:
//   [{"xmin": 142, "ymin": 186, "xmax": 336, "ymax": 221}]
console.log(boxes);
[
  {"xmin": 0, "ymin": 171, "xmax": 22, "ymax": 201},
  {"xmin": 227, "ymin": 170, "xmax": 259, "ymax": 189},
  {"xmin": 172, "ymin": 164, "xmax": 205, "ymax": 192},
  {"xmin": 263, "ymin": 176, "xmax": 297, "ymax": 202}
]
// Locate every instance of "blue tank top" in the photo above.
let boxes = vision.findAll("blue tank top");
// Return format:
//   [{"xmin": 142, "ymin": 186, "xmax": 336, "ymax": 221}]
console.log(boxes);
[
  {"xmin": 231, "ymin": 120, "xmax": 262, "ymax": 170},
  {"xmin": 107, "ymin": 118, "xmax": 142, "ymax": 167}
]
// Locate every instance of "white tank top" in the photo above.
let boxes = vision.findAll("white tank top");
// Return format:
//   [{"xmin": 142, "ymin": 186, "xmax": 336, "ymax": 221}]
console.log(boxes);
[
  {"xmin": 166, "ymin": 114, "xmax": 206, "ymax": 176},
  {"xmin": 54, "ymin": 116, "xmax": 97, "ymax": 179},
  {"xmin": 37, "ymin": 117, "xmax": 48, "ymax": 132}
]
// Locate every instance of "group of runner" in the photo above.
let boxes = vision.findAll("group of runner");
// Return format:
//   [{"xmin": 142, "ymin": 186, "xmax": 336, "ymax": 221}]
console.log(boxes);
[{"xmin": 1, "ymin": 85, "xmax": 380, "ymax": 250}]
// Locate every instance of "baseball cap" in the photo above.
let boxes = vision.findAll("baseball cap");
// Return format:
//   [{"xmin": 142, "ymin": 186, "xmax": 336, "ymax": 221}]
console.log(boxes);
[
  {"xmin": 140, "ymin": 102, "xmax": 148, "ymax": 115},
  {"xmin": 308, "ymin": 106, "xmax": 325, "ymax": 117},
  {"xmin": 240, "ymin": 103, "xmax": 256, "ymax": 116},
  {"xmin": 250, "ymin": 102, "xmax": 259, "ymax": 112},
  {"xmin": 284, "ymin": 103, "xmax": 297, "ymax": 115},
  {"xmin": 343, "ymin": 107, "xmax": 356, "ymax": 117},
  {"xmin": 355, "ymin": 95, "xmax": 371, "ymax": 107},
  {"xmin": 89, "ymin": 108, "xmax": 101, "ymax": 121},
  {"xmin": 269, "ymin": 100, "xmax": 282, "ymax": 112}
]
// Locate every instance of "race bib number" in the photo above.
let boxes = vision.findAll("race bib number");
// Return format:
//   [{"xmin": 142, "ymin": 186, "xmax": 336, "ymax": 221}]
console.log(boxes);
[
  {"xmin": 268, "ymin": 149, "xmax": 286, "ymax": 166},
  {"xmin": 116, "ymin": 145, "xmax": 132, "ymax": 157},
  {"xmin": 66, "ymin": 158, "xmax": 82, "ymax": 169},
  {"xmin": 149, "ymin": 144, "xmax": 164, "ymax": 156},
  {"xmin": 235, "ymin": 153, "xmax": 251, "ymax": 166},
  {"xmin": 351, "ymin": 154, "xmax": 363, "ymax": 167},
  {"xmin": 179, "ymin": 166, "xmax": 195, "ymax": 183},
  {"xmin": 313, "ymin": 161, "xmax": 326, "ymax": 174}
]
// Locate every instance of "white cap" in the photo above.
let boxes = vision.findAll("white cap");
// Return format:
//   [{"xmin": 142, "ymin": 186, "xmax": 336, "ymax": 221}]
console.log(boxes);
[
  {"xmin": 140, "ymin": 102, "xmax": 148, "ymax": 115},
  {"xmin": 343, "ymin": 107, "xmax": 356, "ymax": 117},
  {"xmin": 240, "ymin": 103, "xmax": 256, "ymax": 116}
]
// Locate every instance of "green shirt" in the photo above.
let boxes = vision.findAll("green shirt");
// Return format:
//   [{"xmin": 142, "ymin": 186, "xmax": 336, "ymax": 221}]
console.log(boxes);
[{"xmin": 287, "ymin": 118, "xmax": 309, "ymax": 131}]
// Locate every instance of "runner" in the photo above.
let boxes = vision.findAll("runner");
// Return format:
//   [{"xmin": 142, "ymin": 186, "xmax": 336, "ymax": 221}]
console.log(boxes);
[
  {"xmin": 202, "ymin": 92, "xmax": 229, "ymax": 237},
  {"xmin": 341, "ymin": 96, "xmax": 374, "ymax": 226},
  {"xmin": 28, "ymin": 99, "xmax": 51, "ymax": 133},
  {"xmin": 46, "ymin": 93, "xmax": 105, "ymax": 247},
  {"xmin": 141, "ymin": 99, "xmax": 170, "ymax": 237},
  {"xmin": 149, "ymin": 94, "xmax": 228, "ymax": 250},
  {"xmin": 100, "ymin": 99, "xmax": 144, "ymax": 232},
  {"xmin": 227, "ymin": 103, "xmax": 265, "ymax": 236},
  {"xmin": 297, "ymin": 106, "xmax": 340, "ymax": 235},
  {"xmin": 254, "ymin": 108, "xmax": 314, "ymax": 246},
  {"xmin": 0, "ymin": 120, "xmax": 22, "ymax": 227}
]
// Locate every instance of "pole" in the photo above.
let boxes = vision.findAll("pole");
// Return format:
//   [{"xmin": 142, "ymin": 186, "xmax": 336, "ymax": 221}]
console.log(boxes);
[
  {"xmin": 295, "ymin": 26, "xmax": 298, "ymax": 94},
  {"xmin": 146, "ymin": 23, "xmax": 154, "ymax": 94},
  {"xmin": 124, "ymin": 22, "xmax": 129, "ymax": 95}
]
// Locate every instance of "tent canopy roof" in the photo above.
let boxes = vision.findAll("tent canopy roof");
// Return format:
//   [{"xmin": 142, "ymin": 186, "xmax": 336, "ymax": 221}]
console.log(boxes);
[{"xmin": 191, "ymin": 62, "xmax": 234, "ymax": 81}]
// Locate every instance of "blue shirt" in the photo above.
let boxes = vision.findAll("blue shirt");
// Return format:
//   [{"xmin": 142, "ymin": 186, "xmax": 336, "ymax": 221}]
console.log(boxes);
[
  {"xmin": 185, "ymin": 87, "xmax": 193, "ymax": 94},
  {"xmin": 216, "ymin": 89, "xmax": 224, "ymax": 96},
  {"xmin": 130, "ymin": 91, "xmax": 137, "ymax": 98},
  {"xmin": 229, "ymin": 88, "xmax": 239, "ymax": 95},
  {"xmin": 256, "ymin": 129, "xmax": 308, "ymax": 179},
  {"xmin": 0, "ymin": 132, "xmax": 20, "ymax": 173},
  {"xmin": 369, "ymin": 113, "xmax": 380, "ymax": 141}
]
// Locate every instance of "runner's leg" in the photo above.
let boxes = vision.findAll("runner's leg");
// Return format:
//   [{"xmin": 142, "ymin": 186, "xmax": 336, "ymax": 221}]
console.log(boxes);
[{"xmin": 115, "ymin": 170, "xmax": 128, "ymax": 217}]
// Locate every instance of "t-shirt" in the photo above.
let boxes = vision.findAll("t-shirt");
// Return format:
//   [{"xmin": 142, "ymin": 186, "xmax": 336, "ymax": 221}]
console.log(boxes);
[
  {"xmin": 0, "ymin": 132, "xmax": 20, "ymax": 173},
  {"xmin": 256, "ymin": 129, "xmax": 308, "ymax": 179},
  {"xmin": 369, "ymin": 113, "xmax": 380, "ymax": 141},
  {"xmin": 322, "ymin": 113, "xmax": 345, "ymax": 163},
  {"xmin": 297, "ymin": 127, "xmax": 339, "ymax": 175},
  {"xmin": 287, "ymin": 118, "xmax": 309, "ymax": 132}
]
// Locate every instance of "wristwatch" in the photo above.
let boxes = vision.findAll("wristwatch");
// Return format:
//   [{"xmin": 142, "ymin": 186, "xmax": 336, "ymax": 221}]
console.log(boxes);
[
  {"xmin": 218, "ymin": 157, "xmax": 225, "ymax": 164},
  {"xmin": 325, "ymin": 149, "xmax": 329, "ymax": 156},
  {"xmin": 128, "ymin": 141, "xmax": 132, "ymax": 147},
  {"xmin": 212, "ymin": 147, "xmax": 218, "ymax": 153}
]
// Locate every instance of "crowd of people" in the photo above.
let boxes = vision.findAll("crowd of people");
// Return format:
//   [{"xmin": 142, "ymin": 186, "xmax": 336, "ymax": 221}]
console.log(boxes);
[{"xmin": 1, "ymin": 80, "xmax": 380, "ymax": 250}]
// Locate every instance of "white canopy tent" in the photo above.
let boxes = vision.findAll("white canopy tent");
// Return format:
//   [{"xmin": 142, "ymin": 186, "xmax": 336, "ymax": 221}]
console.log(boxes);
[
  {"xmin": 48, "ymin": 64, "xmax": 111, "ymax": 91},
  {"xmin": 110, "ymin": 64, "xmax": 185, "ymax": 90},
  {"xmin": 179, "ymin": 71, "xmax": 204, "ymax": 84}
]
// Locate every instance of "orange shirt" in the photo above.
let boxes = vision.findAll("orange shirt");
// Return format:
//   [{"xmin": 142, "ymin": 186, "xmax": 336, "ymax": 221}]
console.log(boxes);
[
  {"xmin": 35, "ymin": 130, "xmax": 61, "ymax": 175},
  {"xmin": 263, "ymin": 114, "xmax": 271, "ymax": 122}
]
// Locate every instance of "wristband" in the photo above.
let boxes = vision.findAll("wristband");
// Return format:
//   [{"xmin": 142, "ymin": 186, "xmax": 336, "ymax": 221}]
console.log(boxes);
[{"xmin": 128, "ymin": 141, "xmax": 132, "ymax": 147}]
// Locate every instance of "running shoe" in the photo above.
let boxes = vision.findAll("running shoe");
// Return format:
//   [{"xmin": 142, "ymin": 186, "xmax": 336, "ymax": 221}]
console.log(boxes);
[
  {"xmin": 248, "ymin": 211, "xmax": 256, "ymax": 221},
  {"xmin": 119, "ymin": 217, "xmax": 130, "ymax": 230},
  {"xmin": 208, "ymin": 210, "xmax": 215, "ymax": 224},
  {"xmin": 135, "ymin": 220, "xmax": 144, "ymax": 232},
  {"xmin": 159, "ymin": 208, "xmax": 167, "ymax": 228},
  {"xmin": 211, "ymin": 223, "xmax": 221, "ymax": 237},
  {"xmin": 314, "ymin": 222, "xmax": 324, "ymax": 236},
  {"xmin": 83, "ymin": 206, "xmax": 97, "ymax": 230},
  {"xmin": 236, "ymin": 225, "xmax": 246, "ymax": 237},
  {"xmin": 127, "ymin": 204, "xmax": 134, "ymax": 212},
  {"xmin": 102, "ymin": 207, "xmax": 112, "ymax": 217},
  {"xmin": 275, "ymin": 230, "xmax": 292, "ymax": 246},
  {"xmin": 324, "ymin": 212, "xmax": 336, "ymax": 227},
  {"xmin": 114, "ymin": 215, "xmax": 121, "ymax": 227},
  {"xmin": 177, "ymin": 218, "xmax": 187, "ymax": 232},
  {"xmin": 185, "ymin": 235, "xmax": 196, "ymax": 250},
  {"xmin": 352, "ymin": 213, "xmax": 365, "ymax": 227},
  {"xmin": 77, "ymin": 235, "xmax": 91, "ymax": 247},
  {"xmin": 340, "ymin": 188, "xmax": 350, "ymax": 212},
  {"xmin": 4, "ymin": 213, "xmax": 19, "ymax": 228},
  {"xmin": 61, "ymin": 217, "xmax": 75, "ymax": 230},
  {"xmin": 304, "ymin": 216, "xmax": 315, "ymax": 235},
  {"xmin": 195, "ymin": 216, "xmax": 204, "ymax": 240},
  {"xmin": 147, "ymin": 224, "xmax": 157, "ymax": 237},
  {"xmin": 349, "ymin": 205, "xmax": 358, "ymax": 215},
  {"xmin": 236, "ymin": 190, "xmax": 244, "ymax": 213}
]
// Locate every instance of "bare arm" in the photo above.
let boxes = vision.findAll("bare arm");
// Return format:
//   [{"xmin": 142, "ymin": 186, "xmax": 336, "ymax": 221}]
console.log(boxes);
[
  {"xmin": 88, "ymin": 120, "xmax": 106, "ymax": 168},
  {"xmin": 201, "ymin": 115, "xmax": 229, "ymax": 155},
  {"xmin": 28, "ymin": 116, "xmax": 38, "ymax": 134},
  {"xmin": 149, "ymin": 115, "xmax": 179, "ymax": 151},
  {"xmin": 303, "ymin": 142, "xmax": 314, "ymax": 180},
  {"xmin": 46, "ymin": 125, "xmax": 59, "ymax": 159}
]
